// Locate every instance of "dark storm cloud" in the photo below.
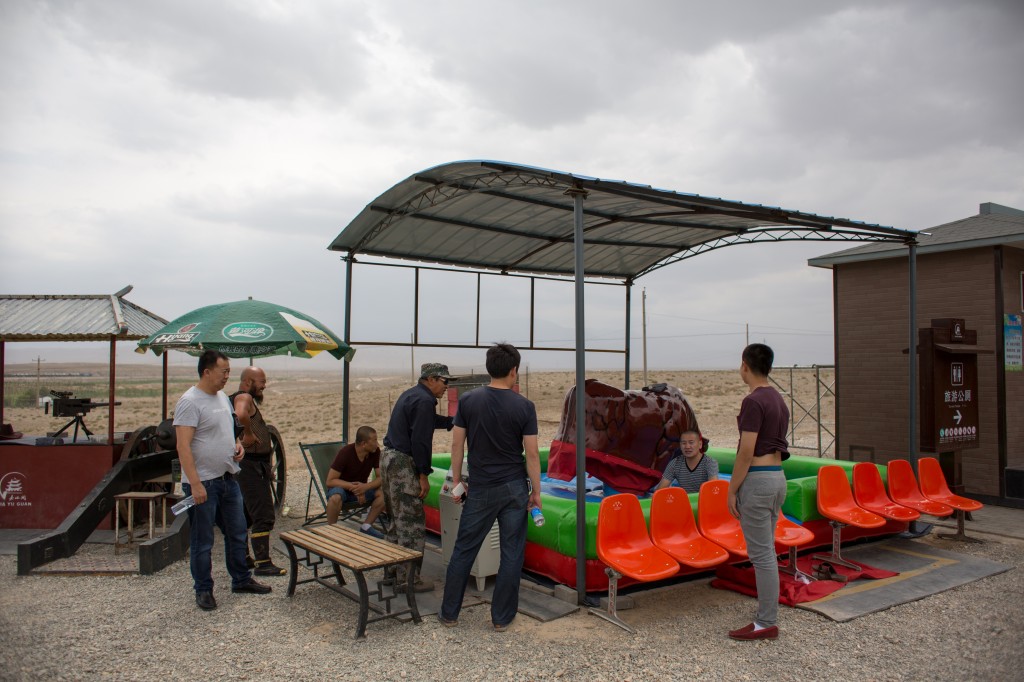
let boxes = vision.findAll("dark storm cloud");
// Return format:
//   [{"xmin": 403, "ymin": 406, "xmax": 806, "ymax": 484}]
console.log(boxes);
[
  {"xmin": 373, "ymin": 1, "xmax": 838, "ymax": 128},
  {"xmin": 35, "ymin": 0, "xmax": 374, "ymax": 103},
  {"xmin": 752, "ymin": 2, "xmax": 1024, "ymax": 157},
  {"xmin": 377, "ymin": 0, "xmax": 1024, "ymax": 150},
  {"xmin": 170, "ymin": 184, "xmax": 363, "ymax": 240}
]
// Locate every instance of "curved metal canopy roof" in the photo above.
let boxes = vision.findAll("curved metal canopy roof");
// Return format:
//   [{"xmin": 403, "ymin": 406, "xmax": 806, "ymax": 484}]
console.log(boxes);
[
  {"xmin": 329, "ymin": 160, "xmax": 916, "ymax": 281},
  {"xmin": 327, "ymin": 160, "xmax": 923, "ymax": 602}
]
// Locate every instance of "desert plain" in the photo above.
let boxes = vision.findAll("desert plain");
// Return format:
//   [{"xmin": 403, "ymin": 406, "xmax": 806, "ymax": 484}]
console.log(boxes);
[{"xmin": 1, "ymin": 362, "xmax": 836, "ymax": 465}]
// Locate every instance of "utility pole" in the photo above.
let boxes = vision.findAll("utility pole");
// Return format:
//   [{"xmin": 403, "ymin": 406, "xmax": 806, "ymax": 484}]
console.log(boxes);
[
  {"xmin": 35, "ymin": 355, "xmax": 45, "ymax": 403},
  {"xmin": 410, "ymin": 333, "xmax": 415, "ymax": 385},
  {"xmin": 641, "ymin": 288, "xmax": 648, "ymax": 387},
  {"xmin": 745, "ymin": 323, "xmax": 749, "ymax": 347}
]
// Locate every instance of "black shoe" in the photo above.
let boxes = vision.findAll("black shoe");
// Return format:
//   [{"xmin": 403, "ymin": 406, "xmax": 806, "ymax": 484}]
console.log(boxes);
[
  {"xmin": 231, "ymin": 578, "xmax": 272, "ymax": 594},
  {"xmin": 254, "ymin": 562, "xmax": 287, "ymax": 576},
  {"xmin": 196, "ymin": 591, "xmax": 217, "ymax": 610}
]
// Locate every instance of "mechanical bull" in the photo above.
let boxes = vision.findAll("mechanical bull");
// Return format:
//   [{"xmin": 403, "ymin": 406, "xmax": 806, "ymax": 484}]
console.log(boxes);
[{"xmin": 547, "ymin": 379, "xmax": 706, "ymax": 495}]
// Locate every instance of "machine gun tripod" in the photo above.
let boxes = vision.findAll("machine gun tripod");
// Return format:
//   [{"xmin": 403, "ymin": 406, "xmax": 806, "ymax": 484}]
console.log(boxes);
[{"xmin": 44, "ymin": 390, "xmax": 122, "ymax": 442}]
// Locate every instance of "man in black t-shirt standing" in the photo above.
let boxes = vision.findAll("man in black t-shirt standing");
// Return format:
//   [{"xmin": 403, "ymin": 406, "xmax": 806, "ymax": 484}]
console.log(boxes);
[{"xmin": 438, "ymin": 343, "xmax": 541, "ymax": 632}]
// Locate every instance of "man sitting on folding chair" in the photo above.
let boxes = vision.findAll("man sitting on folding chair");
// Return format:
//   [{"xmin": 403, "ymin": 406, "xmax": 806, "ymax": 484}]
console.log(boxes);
[{"xmin": 325, "ymin": 425, "xmax": 386, "ymax": 538}]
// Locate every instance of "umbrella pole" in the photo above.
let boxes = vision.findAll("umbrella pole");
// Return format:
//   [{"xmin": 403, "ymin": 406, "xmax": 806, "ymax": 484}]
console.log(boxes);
[
  {"xmin": 162, "ymin": 352, "xmax": 168, "ymax": 421},
  {"xmin": 248, "ymin": 296, "xmax": 255, "ymax": 367}
]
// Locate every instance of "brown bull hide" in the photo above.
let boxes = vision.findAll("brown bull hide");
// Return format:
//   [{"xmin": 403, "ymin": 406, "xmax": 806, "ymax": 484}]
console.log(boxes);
[{"xmin": 548, "ymin": 379, "xmax": 704, "ymax": 494}]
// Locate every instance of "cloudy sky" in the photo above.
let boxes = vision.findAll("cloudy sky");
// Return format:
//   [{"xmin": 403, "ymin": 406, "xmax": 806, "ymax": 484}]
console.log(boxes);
[{"xmin": 2, "ymin": 0, "xmax": 1022, "ymax": 375}]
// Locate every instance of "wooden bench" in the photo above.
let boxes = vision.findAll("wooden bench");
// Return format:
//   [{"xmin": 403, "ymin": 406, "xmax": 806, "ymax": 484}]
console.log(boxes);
[{"xmin": 279, "ymin": 524, "xmax": 423, "ymax": 639}]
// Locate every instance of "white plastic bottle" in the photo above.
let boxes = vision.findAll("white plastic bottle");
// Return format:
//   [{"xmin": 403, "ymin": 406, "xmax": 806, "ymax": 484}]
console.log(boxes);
[{"xmin": 171, "ymin": 495, "xmax": 195, "ymax": 516}]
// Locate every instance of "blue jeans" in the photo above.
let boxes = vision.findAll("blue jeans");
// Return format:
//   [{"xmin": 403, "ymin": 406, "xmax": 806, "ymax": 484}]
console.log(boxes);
[
  {"xmin": 440, "ymin": 478, "xmax": 529, "ymax": 627},
  {"xmin": 326, "ymin": 487, "xmax": 377, "ymax": 505},
  {"xmin": 183, "ymin": 477, "xmax": 252, "ymax": 592}
]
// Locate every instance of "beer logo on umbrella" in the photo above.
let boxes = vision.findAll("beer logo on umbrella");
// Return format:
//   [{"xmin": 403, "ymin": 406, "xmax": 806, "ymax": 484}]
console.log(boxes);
[{"xmin": 223, "ymin": 322, "xmax": 273, "ymax": 341}]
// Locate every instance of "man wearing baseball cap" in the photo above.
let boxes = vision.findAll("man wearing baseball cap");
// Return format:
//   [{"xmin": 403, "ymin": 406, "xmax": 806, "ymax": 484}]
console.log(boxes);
[{"xmin": 380, "ymin": 362, "xmax": 455, "ymax": 592}]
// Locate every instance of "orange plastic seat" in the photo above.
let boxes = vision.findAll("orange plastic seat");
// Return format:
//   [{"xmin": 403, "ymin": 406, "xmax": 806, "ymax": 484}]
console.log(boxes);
[
  {"xmin": 650, "ymin": 488, "xmax": 728, "ymax": 570},
  {"xmin": 589, "ymin": 493, "xmax": 679, "ymax": 632},
  {"xmin": 918, "ymin": 457, "xmax": 983, "ymax": 543},
  {"xmin": 775, "ymin": 515, "xmax": 815, "ymax": 582},
  {"xmin": 697, "ymin": 480, "xmax": 747, "ymax": 558},
  {"xmin": 852, "ymin": 462, "xmax": 920, "ymax": 522},
  {"xmin": 887, "ymin": 459, "xmax": 954, "ymax": 518},
  {"xmin": 918, "ymin": 458, "xmax": 983, "ymax": 512},
  {"xmin": 813, "ymin": 465, "xmax": 886, "ymax": 571},
  {"xmin": 775, "ymin": 515, "xmax": 814, "ymax": 547}
]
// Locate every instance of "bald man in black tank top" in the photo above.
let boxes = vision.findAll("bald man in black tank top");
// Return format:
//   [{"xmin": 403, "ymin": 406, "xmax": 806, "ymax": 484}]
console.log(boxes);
[{"xmin": 232, "ymin": 367, "xmax": 286, "ymax": 577}]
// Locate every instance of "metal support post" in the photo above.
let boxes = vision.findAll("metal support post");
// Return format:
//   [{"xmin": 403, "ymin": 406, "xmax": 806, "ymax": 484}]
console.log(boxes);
[
  {"xmin": 342, "ymin": 255, "xmax": 354, "ymax": 442},
  {"xmin": 566, "ymin": 184, "xmax": 589, "ymax": 604}
]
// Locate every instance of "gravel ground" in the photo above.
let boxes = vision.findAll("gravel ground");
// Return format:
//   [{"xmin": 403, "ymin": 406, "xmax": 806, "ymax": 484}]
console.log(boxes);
[{"xmin": 2, "ymin": 470, "xmax": 1022, "ymax": 681}]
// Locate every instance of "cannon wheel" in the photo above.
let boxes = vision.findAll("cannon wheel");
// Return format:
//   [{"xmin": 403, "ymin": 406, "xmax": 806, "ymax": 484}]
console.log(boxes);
[
  {"xmin": 267, "ymin": 425, "xmax": 287, "ymax": 513},
  {"xmin": 120, "ymin": 425, "xmax": 159, "ymax": 460},
  {"xmin": 116, "ymin": 424, "xmax": 171, "ymax": 533}
]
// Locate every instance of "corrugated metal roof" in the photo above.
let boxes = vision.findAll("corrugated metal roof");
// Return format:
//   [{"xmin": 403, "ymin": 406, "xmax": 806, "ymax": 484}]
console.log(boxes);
[
  {"xmin": 329, "ymin": 160, "xmax": 916, "ymax": 280},
  {"xmin": 0, "ymin": 293, "xmax": 168, "ymax": 341},
  {"xmin": 809, "ymin": 210, "xmax": 1024, "ymax": 268}
]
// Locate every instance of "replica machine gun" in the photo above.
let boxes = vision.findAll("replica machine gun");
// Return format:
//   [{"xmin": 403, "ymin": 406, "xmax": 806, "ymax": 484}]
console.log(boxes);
[{"xmin": 44, "ymin": 390, "xmax": 121, "ymax": 442}]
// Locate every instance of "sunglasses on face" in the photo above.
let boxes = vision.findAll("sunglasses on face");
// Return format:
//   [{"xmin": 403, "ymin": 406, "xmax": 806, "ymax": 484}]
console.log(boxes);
[{"xmin": 433, "ymin": 376, "xmax": 449, "ymax": 386}]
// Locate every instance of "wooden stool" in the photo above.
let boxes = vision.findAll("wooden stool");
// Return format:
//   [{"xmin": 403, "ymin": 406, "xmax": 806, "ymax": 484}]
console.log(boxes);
[{"xmin": 113, "ymin": 491, "xmax": 167, "ymax": 553}]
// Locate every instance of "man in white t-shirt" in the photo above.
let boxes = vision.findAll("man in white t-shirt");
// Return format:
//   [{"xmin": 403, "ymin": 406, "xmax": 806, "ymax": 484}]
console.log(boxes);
[{"xmin": 174, "ymin": 350, "xmax": 272, "ymax": 611}]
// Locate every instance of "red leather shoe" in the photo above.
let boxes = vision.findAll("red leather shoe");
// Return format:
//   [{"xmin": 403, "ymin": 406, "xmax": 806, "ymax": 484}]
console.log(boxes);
[{"xmin": 729, "ymin": 623, "xmax": 778, "ymax": 640}]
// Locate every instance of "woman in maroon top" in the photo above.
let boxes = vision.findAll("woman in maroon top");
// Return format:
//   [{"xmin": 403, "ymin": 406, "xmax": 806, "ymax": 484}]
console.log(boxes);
[{"xmin": 727, "ymin": 343, "xmax": 790, "ymax": 641}]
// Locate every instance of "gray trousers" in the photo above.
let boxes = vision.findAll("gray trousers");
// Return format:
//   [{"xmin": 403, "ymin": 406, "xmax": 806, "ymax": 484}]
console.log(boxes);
[{"xmin": 736, "ymin": 470, "xmax": 788, "ymax": 627}]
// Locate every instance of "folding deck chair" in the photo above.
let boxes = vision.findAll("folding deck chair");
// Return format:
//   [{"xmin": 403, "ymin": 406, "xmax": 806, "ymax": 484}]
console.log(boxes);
[{"xmin": 299, "ymin": 440, "xmax": 373, "ymax": 527}]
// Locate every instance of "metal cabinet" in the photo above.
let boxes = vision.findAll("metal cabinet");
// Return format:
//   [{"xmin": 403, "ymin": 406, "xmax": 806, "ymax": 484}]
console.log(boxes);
[{"xmin": 439, "ymin": 473, "xmax": 500, "ymax": 591}]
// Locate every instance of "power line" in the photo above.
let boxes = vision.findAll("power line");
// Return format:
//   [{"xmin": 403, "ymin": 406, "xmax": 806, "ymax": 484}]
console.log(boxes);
[
  {"xmin": 648, "ymin": 311, "xmax": 832, "ymax": 335},
  {"xmin": 533, "ymin": 329, "xmax": 829, "ymax": 345}
]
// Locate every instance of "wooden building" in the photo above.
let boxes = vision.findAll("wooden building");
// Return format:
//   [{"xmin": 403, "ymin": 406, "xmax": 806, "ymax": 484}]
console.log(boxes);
[{"xmin": 809, "ymin": 203, "xmax": 1024, "ymax": 506}]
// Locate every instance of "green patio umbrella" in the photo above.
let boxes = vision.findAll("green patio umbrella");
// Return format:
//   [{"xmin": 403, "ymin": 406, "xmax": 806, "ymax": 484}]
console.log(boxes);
[{"xmin": 136, "ymin": 299, "xmax": 355, "ymax": 360}]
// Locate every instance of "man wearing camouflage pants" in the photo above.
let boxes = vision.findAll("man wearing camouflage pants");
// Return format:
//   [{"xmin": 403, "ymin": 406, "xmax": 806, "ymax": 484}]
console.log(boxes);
[{"xmin": 380, "ymin": 362, "xmax": 455, "ymax": 592}]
